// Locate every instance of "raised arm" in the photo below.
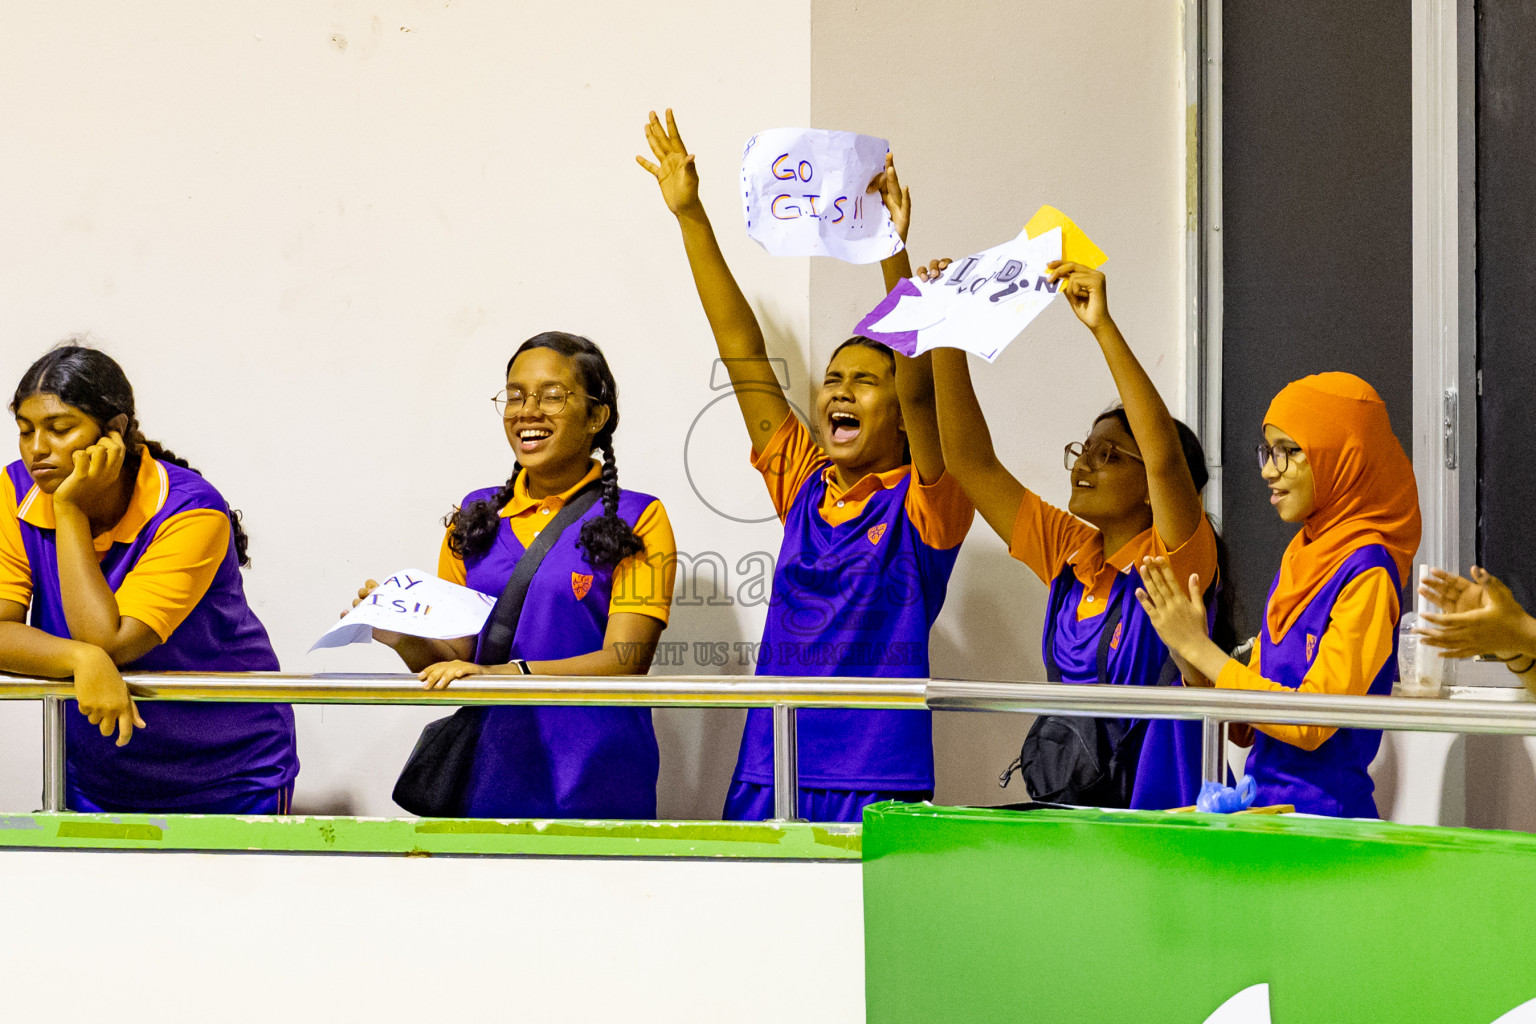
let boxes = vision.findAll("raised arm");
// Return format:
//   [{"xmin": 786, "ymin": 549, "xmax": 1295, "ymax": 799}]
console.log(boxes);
[
  {"xmin": 1048, "ymin": 263, "xmax": 1203, "ymax": 549},
  {"xmin": 637, "ymin": 109, "xmax": 789, "ymax": 453},
  {"xmin": 869, "ymin": 154, "xmax": 944, "ymax": 484},
  {"xmin": 930, "ymin": 344, "xmax": 1026, "ymax": 542}
]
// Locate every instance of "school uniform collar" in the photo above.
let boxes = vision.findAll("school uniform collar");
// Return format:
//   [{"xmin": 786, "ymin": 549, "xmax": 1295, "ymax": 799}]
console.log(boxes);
[
  {"xmin": 819, "ymin": 462, "xmax": 911, "ymax": 505},
  {"xmin": 1064, "ymin": 525, "xmax": 1155, "ymax": 587},
  {"xmin": 499, "ymin": 460, "xmax": 603, "ymax": 518},
  {"xmin": 16, "ymin": 450, "xmax": 169, "ymax": 552}
]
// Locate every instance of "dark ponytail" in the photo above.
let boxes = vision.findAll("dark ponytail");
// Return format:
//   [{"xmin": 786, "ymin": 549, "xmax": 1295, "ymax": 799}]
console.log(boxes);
[
  {"xmin": 447, "ymin": 332, "xmax": 644, "ymax": 571},
  {"xmin": 1095, "ymin": 407, "xmax": 1238, "ymax": 652},
  {"xmin": 12, "ymin": 343, "xmax": 253, "ymax": 567}
]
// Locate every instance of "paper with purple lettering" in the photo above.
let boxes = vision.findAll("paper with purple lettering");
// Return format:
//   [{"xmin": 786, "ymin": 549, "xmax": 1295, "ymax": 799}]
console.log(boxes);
[
  {"xmin": 310, "ymin": 569, "xmax": 496, "ymax": 651},
  {"xmin": 855, "ymin": 227, "xmax": 1067, "ymax": 362},
  {"xmin": 856, "ymin": 206, "xmax": 1106, "ymax": 362},
  {"xmin": 740, "ymin": 127, "xmax": 904, "ymax": 264}
]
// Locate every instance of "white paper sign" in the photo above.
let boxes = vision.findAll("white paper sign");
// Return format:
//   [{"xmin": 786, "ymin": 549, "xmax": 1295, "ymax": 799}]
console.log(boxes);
[
  {"xmin": 309, "ymin": 569, "xmax": 495, "ymax": 652},
  {"xmin": 740, "ymin": 127, "xmax": 904, "ymax": 264},
  {"xmin": 854, "ymin": 226, "xmax": 1064, "ymax": 362}
]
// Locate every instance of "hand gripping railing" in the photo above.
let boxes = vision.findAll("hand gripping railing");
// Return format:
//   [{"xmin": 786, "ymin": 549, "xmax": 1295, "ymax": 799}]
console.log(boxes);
[{"xmin": 2, "ymin": 673, "xmax": 1532, "ymax": 816}]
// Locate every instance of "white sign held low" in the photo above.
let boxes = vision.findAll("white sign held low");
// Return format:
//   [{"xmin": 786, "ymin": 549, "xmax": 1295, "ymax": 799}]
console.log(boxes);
[
  {"xmin": 310, "ymin": 569, "xmax": 495, "ymax": 652},
  {"xmin": 740, "ymin": 127, "xmax": 904, "ymax": 264}
]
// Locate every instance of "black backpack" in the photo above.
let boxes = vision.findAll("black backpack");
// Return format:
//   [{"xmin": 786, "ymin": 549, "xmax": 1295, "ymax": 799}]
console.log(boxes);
[{"xmin": 1000, "ymin": 566, "xmax": 1176, "ymax": 807}]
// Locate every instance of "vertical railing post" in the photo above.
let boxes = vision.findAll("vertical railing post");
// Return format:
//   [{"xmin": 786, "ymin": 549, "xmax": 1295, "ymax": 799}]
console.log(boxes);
[
  {"xmin": 1200, "ymin": 715, "xmax": 1226, "ymax": 786},
  {"xmin": 41, "ymin": 694, "xmax": 66, "ymax": 812},
  {"xmin": 771, "ymin": 702, "xmax": 801, "ymax": 821}
]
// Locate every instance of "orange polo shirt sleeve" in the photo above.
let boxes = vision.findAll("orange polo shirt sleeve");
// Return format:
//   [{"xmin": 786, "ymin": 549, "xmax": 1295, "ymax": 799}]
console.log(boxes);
[
  {"xmin": 438, "ymin": 532, "xmax": 468, "ymax": 586},
  {"xmin": 609, "ymin": 499, "xmax": 676, "ymax": 625},
  {"xmin": 1216, "ymin": 567, "xmax": 1399, "ymax": 751},
  {"xmin": 1007, "ymin": 489, "xmax": 1099, "ymax": 585},
  {"xmin": 0, "ymin": 481, "xmax": 33, "ymax": 608},
  {"xmin": 904, "ymin": 472, "xmax": 975, "ymax": 551},
  {"xmin": 1158, "ymin": 514, "xmax": 1220, "ymax": 596},
  {"xmin": 752, "ymin": 412, "xmax": 828, "ymax": 522},
  {"xmin": 114, "ymin": 509, "xmax": 231, "ymax": 641}
]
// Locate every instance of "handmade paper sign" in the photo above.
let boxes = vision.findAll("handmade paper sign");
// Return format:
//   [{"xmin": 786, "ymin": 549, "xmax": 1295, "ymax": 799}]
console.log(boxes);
[
  {"xmin": 854, "ymin": 205, "xmax": 1105, "ymax": 362},
  {"xmin": 310, "ymin": 569, "xmax": 495, "ymax": 652},
  {"xmin": 740, "ymin": 127, "xmax": 904, "ymax": 264}
]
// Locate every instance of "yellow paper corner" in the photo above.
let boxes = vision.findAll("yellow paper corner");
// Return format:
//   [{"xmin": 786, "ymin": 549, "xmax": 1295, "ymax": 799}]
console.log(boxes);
[{"xmin": 1024, "ymin": 205, "xmax": 1107, "ymax": 269}]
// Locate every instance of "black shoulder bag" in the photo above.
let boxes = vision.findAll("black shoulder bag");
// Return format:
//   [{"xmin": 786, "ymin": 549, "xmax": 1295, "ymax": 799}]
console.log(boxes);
[
  {"xmin": 999, "ymin": 567, "xmax": 1182, "ymax": 808},
  {"xmin": 392, "ymin": 481, "xmax": 603, "ymax": 817}
]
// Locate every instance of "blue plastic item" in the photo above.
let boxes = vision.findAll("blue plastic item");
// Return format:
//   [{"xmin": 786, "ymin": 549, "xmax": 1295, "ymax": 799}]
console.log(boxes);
[{"xmin": 1196, "ymin": 774, "xmax": 1258, "ymax": 813}]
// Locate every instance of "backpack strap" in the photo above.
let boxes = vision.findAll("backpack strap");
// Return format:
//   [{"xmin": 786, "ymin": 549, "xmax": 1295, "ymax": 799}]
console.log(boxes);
[
  {"xmin": 1039, "ymin": 565, "xmax": 1077, "ymax": 683},
  {"xmin": 477, "ymin": 479, "xmax": 603, "ymax": 666}
]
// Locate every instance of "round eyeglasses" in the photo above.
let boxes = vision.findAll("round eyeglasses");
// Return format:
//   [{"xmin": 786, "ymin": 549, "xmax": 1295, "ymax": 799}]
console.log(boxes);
[
  {"xmin": 1255, "ymin": 442, "xmax": 1304, "ymax": 473},
  {"xmin": 1064, "ymin": 440, "xmax": 1145, "ymax": 472},
  {"xmin": 493, "ymin": 384, "xmax": 592, "ymax": 418}
]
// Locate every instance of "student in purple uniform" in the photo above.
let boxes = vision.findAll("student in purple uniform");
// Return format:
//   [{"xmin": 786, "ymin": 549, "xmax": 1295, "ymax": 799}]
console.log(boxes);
[
  {"xmin": 1136, "ymin": 372, "xmax": 1420, "ymax": 817},
  {"xmin": 359, "ymin": 332, "xmax": 676, "ymax": 818},
  {"xmin": 923, "ymin": 258, "xmax": 1229, "ymax": 809},
  {"xmin": 638, "ymin": 109, "xmax": 974, "ymax": 823},
  {"xmin": 0, "ymin": 346, "xmax": 297, "ymax": 812}
]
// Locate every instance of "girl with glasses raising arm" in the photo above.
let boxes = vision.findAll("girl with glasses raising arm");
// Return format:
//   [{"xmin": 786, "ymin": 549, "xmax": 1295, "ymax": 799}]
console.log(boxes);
[{"xmin": 926, "ymin": 259, "xmax": 1231, "ymax": 809}]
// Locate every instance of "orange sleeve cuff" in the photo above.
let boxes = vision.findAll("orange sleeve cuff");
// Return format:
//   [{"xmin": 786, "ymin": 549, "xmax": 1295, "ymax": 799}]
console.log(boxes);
[
  {"xmin": 609, "ymin": 499, "xmax": 676, "ymax": 625},
  {"xmin": 1007, "ymin": 489, "xmax": 1097, "ymax": 585},
  {"xmin": 1156, "ymin": 514, "xmax": 1220, "ymax": 595},
  {"xmin": 114, "ymin": 509, "xmax": 230, "ymax": 641},
  {"xmin": 0, "ymin": 484, "xmax": 32, "ymax": 608},
  {"xmin": 903, "ymin": 471, "xmax": 975, "ymax": 551},
  {"xmin": 750, "ymin": 411, "xmax": 827, "ymax": 521}
]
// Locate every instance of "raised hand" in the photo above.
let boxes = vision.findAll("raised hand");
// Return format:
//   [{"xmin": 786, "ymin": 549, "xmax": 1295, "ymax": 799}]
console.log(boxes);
[
  {"xmin": 915, "ymin": 257, "xmax": 951, "ymax": 283},
  {"xmin": 53, "ymin": 430, "xmax": 127, "ymax": 510},
  {"xmin": 1046, "ymin": 261, "xmax": 1112, "ymax": 332},
  {"xmin": 1418, "ymin": 566, "xmax": 1536, "ymax": 661},
  {"xmin": 636, "ymin": 108, "xmax": 700, "ymax": 216},
  {"xmin": 867, "ymin": 152, "xmax": 911, "ymax": 242},
  {"xmin": 1134, "ymin": 556, "xmax": 1210, "ymax": 658}
]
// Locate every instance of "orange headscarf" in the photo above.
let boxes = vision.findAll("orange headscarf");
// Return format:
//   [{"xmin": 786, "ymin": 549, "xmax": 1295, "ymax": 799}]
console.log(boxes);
[{"xmin": 1262, "ymin": 372, "xmax": 1421, "ymax": 641}]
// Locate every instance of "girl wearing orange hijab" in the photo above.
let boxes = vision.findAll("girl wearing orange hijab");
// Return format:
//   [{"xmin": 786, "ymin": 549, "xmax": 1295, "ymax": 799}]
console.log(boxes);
[{"xmin": 1135, "ymin": 372, "xmax": 1420, "ymax": 816}]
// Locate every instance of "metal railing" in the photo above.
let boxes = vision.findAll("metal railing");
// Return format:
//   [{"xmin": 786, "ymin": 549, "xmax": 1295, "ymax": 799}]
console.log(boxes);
[{"xmin": 2, "ymin": 673, "xmax": 1533, "ymax": 817}]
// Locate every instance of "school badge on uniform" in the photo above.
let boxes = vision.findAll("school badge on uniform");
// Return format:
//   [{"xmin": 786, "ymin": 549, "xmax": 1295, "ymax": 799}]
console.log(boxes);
[
  {"xmin": 1110, "ymin": 622, "xmax": 1123, "ymax": 650},
  {"xmin": 1306, "ymin": 633, "xmax": 1317, "ymax": 664},
  {"xmin": 571, "ymin": 573, "xmax": 593, "ymax": 601},
  {"xmin": 866, "ymin": 523, "xmax": 887, "ymax": 545}
]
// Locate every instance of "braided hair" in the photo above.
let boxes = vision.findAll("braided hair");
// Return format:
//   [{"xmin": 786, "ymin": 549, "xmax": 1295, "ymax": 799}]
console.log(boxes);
[
  {"xmin": 1094, "ymin": 407, "xmax": 1237, "ymax": 652},
  {"xmin": 446, "ymin": 332, "xmax": 644, "ymax": 571},
  {"xmin": 11, "ymin": 343, "xmax": 252, "ymax": 566}
]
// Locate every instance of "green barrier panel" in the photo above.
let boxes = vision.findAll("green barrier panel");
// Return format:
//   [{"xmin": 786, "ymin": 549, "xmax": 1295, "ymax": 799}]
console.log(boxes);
[
  {"xmin": 863, "ymin": 803, "xmax": 1536, "ymax": 1023},
  {"xmin": 0, "ymin": 813, "xmax": 860, "ymax": 860}
]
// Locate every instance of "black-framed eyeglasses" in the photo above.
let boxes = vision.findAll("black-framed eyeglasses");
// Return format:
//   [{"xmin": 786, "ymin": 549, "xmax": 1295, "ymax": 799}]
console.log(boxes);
[
  {"xmin": 493, "ymin": 384, "xmax": 592, "ymax": 418},
  {"xmin": 1064, "ymin": 440, "xmax": 1145, "ymax": 472},
  {"xmin": 1255, "ymin": 442, "xmax": 1304, "ymax": 473}
]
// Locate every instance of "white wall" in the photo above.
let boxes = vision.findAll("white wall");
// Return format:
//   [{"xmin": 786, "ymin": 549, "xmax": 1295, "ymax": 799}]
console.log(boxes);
[
  {"xmin": 0, "ymin": 0, "xmax": 1192, "ymax": 817},
  {"xmin": 0, "ymin": 851, "xmax": 864, "ymax": 1023}
]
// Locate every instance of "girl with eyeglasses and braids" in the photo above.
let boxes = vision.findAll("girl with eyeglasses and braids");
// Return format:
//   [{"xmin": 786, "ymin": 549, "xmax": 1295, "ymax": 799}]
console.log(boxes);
[
  {"xmin": 639, "ymin": 110, "xmax": 974, "ymax": 823},
  {"xmin": 1137, "ymin": 373, "xmax": 1419, "ymax": 817},
  {"xmin": 2, "ymin": 345, "xmax": 297, "ymax": 812},
  {"xmin": 357, "ymin": 332, "xmax": 676, "ymax": 819},
  {"xmin": 925, "ymin": 260, "xmax": 1232, "ymax": 809}
]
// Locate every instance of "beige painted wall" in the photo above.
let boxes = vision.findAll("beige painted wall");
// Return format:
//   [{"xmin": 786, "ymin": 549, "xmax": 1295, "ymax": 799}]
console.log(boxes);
[
  {"xmin": 811, "ymin": 0, "xmax": 1188, "ymax": 806},
  {"xmin": 0, "ymin": 0, "xmax": 1189, "ymax": 817},
  {"xmin": 0, "ymin": 0, "xmax": 811, "ymax": 815}
]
